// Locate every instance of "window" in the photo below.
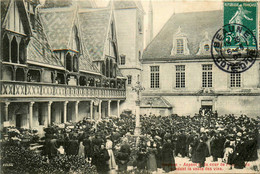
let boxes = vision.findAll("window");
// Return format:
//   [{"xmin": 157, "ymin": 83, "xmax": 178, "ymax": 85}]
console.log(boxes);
[
  {"xmin": 230, "ymin": 73, "xmax": 241, "ymax": 87},
  {"xmin": 202, "ymin": 64, "xmax": 212, "ymax": 88},
  {"xmin": 204, "ymin": 44, "xmax": 210, "ymax": 51},
  {"xmin": 127, "ymin": 75, "xmax": 132, "ymax": 85},
  {"xmin": 150, "ymin": 66, "xmax": 159, "ymax": 88},
  {"xmin": 120, "ymin": 55, "xmax": 125, "ymax": 65},
  {"xmin": 176, "ymin": 65, "xmax": 185, "ymax": 88},
  {"xmin": 176, "ymin": 39, "xmax": 184, "ymax": 54}
]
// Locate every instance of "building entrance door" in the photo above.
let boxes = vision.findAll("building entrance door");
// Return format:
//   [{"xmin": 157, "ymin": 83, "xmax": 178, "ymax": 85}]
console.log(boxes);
[
  {"xmin": 201, "ymin": 105, "xmax": 212, "ymax": 113},
  {"xmin": 16, "ymin": 114, "xmax": 22, "ymax": 128}
]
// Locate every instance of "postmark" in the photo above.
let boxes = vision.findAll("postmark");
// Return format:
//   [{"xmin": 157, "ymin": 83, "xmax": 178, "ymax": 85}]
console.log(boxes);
[
  {"xmin": 211, "ymin": 1, "xmax": 258, "ymax": 73},
  {"xmin": 211, "ymin": 23, "xmax": 258, "ymax": 73}
]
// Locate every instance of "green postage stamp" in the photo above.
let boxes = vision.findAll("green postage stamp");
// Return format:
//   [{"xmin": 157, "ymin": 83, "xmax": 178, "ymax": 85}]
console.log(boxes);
[{"xmin": 211, "ymin": 1, "xmax": 258, "ymax": 73}]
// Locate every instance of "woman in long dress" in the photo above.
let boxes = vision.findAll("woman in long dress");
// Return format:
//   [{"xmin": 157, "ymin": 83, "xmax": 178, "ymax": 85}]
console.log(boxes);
[
  {"xmin": 162, "ymin": 139, "xmax": 176, "ymax": 173},
  {"xmin": 106, "ymin": 137, "xmax": 117, "ymax": 170},
  {"xmin": 78, "ymin": 138, "xmax": 85, "ymax": 158},
  {"xmin": 147, "ymin": 140, "xmax": 157, "ymax": 172}
]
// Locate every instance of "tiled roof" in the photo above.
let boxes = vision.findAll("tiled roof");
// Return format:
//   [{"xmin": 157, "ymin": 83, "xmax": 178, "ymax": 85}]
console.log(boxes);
[
  {"xmin": 142, "ymin": 10, "xmax": 223, "ymax": 60},
  {"xmin": 79, "ymin": 9, "xmax": 111, "ymax": 61},
  {"xmin": 39, "ymin": 7, "xmax": 75, "ymax": 50},
  {"xmin": 140, "ymin": 97, "xmax": 172, "ymax": 108},
  {"xmin": 79, "ymin": 47, "xmax": 100, "ymax": 73},
  {"xmin": 27, "ymin": 16, "xmax": 63, "ymax": 67},
  {"xmin": 1, "ymin": 0, "xmax": 11, "ymax": 25},
  {"xmin": 42, "ymin": 0, "xmax": 72, "ymax": 8},
  {"xmin": 110, "ymin": 0, "xmax": 144, "ymax": 11}
]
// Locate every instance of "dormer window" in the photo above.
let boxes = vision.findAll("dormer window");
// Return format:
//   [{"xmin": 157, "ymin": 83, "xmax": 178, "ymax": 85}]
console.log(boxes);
[
  {"xmin": 2, "ymin": 33, "xmax": 27, "ymax": 64},
  {"xmin": 171, "ymin": 26, "xmax": 190, "ymax": 56},
  {"xmin": 176, "ymin": 39, "xmax": 184, "ymax": 54},
  {"xmin": 65, "ymin": 51, "xmax": 78, "ymax": 72},
  {"xmin": 204, "ymin": 44, "xmax": 210, "ymax": 51},
  {"xmin": 197, "ymin": 32, "xmax": 211, "ymax": 55}
]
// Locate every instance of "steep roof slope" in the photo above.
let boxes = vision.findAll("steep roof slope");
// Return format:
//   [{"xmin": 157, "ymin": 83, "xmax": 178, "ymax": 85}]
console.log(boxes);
[
  {"xmin": 143, "ymin": 10, "xmax": 223, "ymax": 60},
  {"xmin": 79, "ymin": 9, "xmax": 111, "ymax": 61}
]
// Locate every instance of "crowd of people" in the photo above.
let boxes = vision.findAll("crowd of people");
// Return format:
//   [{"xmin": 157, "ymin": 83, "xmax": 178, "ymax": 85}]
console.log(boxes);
[{"xmin": 41, "ymin": 111, "xmax": 259, "ymax": 173}]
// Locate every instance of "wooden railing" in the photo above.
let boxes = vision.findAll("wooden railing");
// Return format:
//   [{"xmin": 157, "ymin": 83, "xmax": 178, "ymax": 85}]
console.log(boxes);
[{"xmin": 0, "ymin": 81, "xmax": 126, "ymax": 99}]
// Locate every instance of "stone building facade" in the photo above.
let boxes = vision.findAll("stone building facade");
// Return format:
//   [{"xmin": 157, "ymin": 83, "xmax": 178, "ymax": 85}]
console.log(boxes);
[
  {"xmin": 141, "ymin": 10, "xmax": 260, "ymax": 117},
  {"xmin": 0, "ymin": 0, "xmax": 126, "ymax": 134}
]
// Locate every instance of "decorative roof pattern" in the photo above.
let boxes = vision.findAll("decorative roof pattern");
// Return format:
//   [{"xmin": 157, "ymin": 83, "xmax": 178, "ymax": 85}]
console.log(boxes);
[
  {"xmin": 143, "ymin": 10, "xmax": 223, "ymax": 60},
  {"xmin": 110, "ymin": 0, "xmax": 144, "ymax": 12},
  {"xmin": 39, "ymin": 8, "xmax": 75, "ymax": 50},
  {"xmin": 27, "ymin": 17, "xmax": 63, "ymax": 67},
  {"xmin": 140, "ymin": 96, "xmax": 172, "ymax": 108},
  {"xmin": 79, "ymin": 9, "xmax": 111, "ymax": 61}
]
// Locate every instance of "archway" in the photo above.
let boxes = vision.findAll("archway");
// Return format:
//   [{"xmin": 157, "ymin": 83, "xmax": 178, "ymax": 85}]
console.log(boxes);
[
  {"xmin": 73, "ymin": 54, "xmax": 78, "ymax": 72},
  {"xmin": 110, "ymin": 59, "xmax": 113, "ymax": 78},
  {"xmin": 19, "ymin": 39, "xmax": 26, "ymax": 64},
  {"xmin": 79, "ymin": 76, "xmax": 87, "ymax": 86},
  {"xmin": 66, "ymin": 53, "xmax": 72, "ymax": 71},
  {"xmin": 27, "ymin": 69, "xmax": 41, "ymax": 82},
  {"xmin": 3, "ymin": 35, "xmax": 9, "ymax": 62},
  {"xmin": 56, "ymin": 73, "xmax": 65, "ymax": 84},
  {"xmin": 106, "ymin": 59, "xmax": 109, "ymax": 77},
  {"xmin": 2, "ymin": 66, "xmax": 13, "ymax": 80},
  {"xmin": 102, "ymin": 62, "xmax": 106, "ymax": 76},
  {"xmin": 11, "ymin": 37, "xmax": 18, "ymax": 63},
  {"xmin": 16, "ymin": 68, "xmax": 25, "ymax": 81}
]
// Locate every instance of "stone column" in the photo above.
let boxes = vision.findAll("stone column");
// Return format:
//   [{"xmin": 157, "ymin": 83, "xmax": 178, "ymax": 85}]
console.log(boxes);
[
  {"xmin": 47, "ymin": 101, "xmax": 52, "ymax": 126},
  {"xmin": 4, "ymin": 102, "xmax": 10, "ymax": 122},
  {"xmin": 29, "ymin": 102, "xmax": 35, "ymax": 129},
  {"xmin": 117, "ymin": 100, "xmax": 120, "ymax": 117},
  {"xmin": 108, "ymin": 100, "xmax": 111, "ymax": 117},
  {"xmin": 90, "ymin": 100, "xmax": 93, "ymax": 120},
  {"xmin": 99, "ymin": 100, "xmax": 102, "ymax": 120},
  {"xmin": 63, "ymin": 101, "xmax": 68, "ymax": 123},
  {"xmin": 134, "ymin": 100, "xmax": 141, "ymax": 135},
  {"xmin": 75, "ymin": 101, "xmax": 79, "ymax": 122}
]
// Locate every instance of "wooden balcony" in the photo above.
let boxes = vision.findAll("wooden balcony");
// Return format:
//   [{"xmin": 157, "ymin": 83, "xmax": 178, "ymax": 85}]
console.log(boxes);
[{"xmin": 0, "ymin": 81, "xmax": 126, "ymax": 99}]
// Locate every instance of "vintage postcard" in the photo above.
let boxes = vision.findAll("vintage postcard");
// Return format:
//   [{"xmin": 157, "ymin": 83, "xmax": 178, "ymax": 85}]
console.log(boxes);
[{"xmin": 0, "ymin": 0, "xmax": 259, "ymax": 173}]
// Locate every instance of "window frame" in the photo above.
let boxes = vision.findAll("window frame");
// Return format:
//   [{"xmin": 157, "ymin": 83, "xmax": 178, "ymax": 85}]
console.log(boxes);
[
  {"xmin": 230, "ymin": 73, "xmax": 241, "ymax": 88},
  {"xmin": 127, "ymin": 75, "xmax": 132, "ymax": 85},
  {"xmin": 120, "ymin": 55, "xmax": 125, "ymax": 65},
  {"xmin": 150, "ymin": 66, "xmax": 160, "ymax": 89},
  {"xmin": 176, "ymin": 39, "xmax": 184, "ymax": 54},
  {"xmin": 202, "ymin": 64, "xmax": 213, "ymax": 88},
  {"xmin": 175, "ymin": 65, "xmax": 185, "ymax": 88}
]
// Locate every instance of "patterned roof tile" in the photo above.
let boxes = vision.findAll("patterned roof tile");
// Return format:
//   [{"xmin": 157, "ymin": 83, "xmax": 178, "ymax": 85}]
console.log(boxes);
[{"xmin": 79, "ymin": 9, "xmax": 111, "ymax": 61}]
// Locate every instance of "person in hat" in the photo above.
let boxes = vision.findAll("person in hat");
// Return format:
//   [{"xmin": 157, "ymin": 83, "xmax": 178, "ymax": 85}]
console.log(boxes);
[
  {"xmin": 161, "ymin": 138, "xmax": 176, "ymax": 172},
  {"xmin": 92, "ymin": 143, "xmax": 110, "ymax": 174},
  {"xmin": 147, "ymin": 139, "xmax": 157, "ymax": 172},
  {"xmin": 232, "ymin": 134, "xmax": 246, "ymax": 169},
  {"xmin": 116, "ymin": 137, "xmax": 131, "ymax": 172},
  {"xmin": 105, "ymin": 136, "xmax": 117, "ymax": 170},
  {"xmin": 195, "ymin": 136, "xmax": 208, "ymax": 168}
]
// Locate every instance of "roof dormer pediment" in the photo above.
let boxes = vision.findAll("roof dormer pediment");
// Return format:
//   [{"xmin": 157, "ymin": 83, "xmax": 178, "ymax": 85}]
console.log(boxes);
[{"xmin": 171, "ymin": 26, "xmax": 190, "ymax": 56}]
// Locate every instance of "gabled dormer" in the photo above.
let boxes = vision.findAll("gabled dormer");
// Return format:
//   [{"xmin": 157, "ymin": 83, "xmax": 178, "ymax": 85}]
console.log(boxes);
[
  {"xmin": 1, "ymin": 0, "xmax": 32, "ymax": 64},
  {"xmin": 171, "ymin": 26, "xmax": 190, "ymax": 56},
  {"xmin": 196, "ymin": 32, "xmax": 211, "ymax": 55}
]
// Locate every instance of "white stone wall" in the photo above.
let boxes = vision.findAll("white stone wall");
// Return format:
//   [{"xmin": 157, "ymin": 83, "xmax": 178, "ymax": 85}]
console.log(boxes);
[{"xmin": 141, "ymin": 59, "xmax": 260, "ymax": 117}]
